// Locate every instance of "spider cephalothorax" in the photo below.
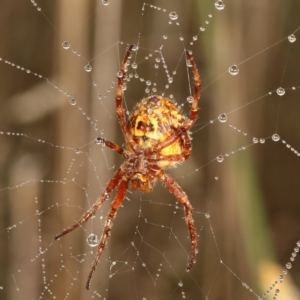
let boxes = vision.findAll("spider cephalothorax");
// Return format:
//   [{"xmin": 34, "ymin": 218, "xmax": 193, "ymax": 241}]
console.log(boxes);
[{"xmin": 55, "ymin": 45, "xmax": 201, "ymax": 290}]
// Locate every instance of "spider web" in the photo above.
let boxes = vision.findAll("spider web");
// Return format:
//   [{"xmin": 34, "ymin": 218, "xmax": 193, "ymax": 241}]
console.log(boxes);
[{"xmin": 0, "ymin": 0, "xmax": 300, "ymax": 299}]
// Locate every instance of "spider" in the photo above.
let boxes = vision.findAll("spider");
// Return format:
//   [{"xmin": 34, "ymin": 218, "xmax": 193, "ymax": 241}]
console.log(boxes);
[{"xmin": 55, "ymin": 45, "xmax": 201, "ymax": 290}]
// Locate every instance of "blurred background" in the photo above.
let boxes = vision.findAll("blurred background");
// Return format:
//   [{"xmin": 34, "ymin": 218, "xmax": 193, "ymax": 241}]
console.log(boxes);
[{"xmin": 0, "ymin": 0, "xmax": 300, "ymax": 299}]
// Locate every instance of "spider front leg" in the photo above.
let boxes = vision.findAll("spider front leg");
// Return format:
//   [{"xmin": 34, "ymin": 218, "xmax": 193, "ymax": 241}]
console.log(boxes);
[
  {"xmin": 54, "ymin": 167, "xmax": 124, "ymax": 240},
  {"xmin": 116, "ymin": 45, "xmax": 142, "ymax": 155},
  {"xmin": 97, "ymin": 137, "xmax": 130, "ymax": 159},
  {"xmin": 86, "ymin": 179, "xmax": 129, "ymax": 290},
  {"xmin": 159, "ymin": 171, "xmax": 198, "ymax": 271}
]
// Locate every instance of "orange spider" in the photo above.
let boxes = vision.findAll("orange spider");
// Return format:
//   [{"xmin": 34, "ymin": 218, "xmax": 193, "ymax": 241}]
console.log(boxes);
[{"xmin": 55, "ymin": 45, "xmax": 201, "ymax": 290}]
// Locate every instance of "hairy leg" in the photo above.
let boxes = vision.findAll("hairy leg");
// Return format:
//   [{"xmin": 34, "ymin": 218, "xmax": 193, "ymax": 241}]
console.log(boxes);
[
  {"xmin": 86, "ymin": 179, "xmax": 129, "ymax": 290},
  {"xmin": 159, "ymin": 171, "xmax": 197, "ymax": 271},
  {"xmin": 97, "ymin": 137, "xmax": 130, "ymax": 158},
  {"xmin": 147, "ymin": 51, "xmax": 201, "ymax": 155},
  {"xmin": 54, "ymin": 167, "xmax": 124, "ymax": 240},
  {"xmin": 116, "ymin": 45, "xmax": 142, "ymax": 154}
]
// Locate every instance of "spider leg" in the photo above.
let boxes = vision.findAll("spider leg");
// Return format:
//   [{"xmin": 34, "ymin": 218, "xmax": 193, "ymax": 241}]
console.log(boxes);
[
  {"xmin": 145, "ymin": 51, "xmax": 201, "ymax": 155},
  {"xmin": 54, "ymin": 167, "xmax": 124, "ymax": 240},
  {"xmin": 97, "ymin": 137, "xmax": 130, "ymax": 159},
  {"xmin": 158, "ymin": 170, "xmax": 197, "ymax": 271},
  {"xmin": 185, "ymin": 50, "xmax": 201, "ymax": 128},
  {"xmin": 86, "ymin": 179, "xmax": 129, "ymax": 290},
  {"xmin": 148, "ymin": 132, "xmax": 192, "ymax": 163},
  {"xmin": 116, "ymin": 45, "xmax": 142, "ymax": 155}
]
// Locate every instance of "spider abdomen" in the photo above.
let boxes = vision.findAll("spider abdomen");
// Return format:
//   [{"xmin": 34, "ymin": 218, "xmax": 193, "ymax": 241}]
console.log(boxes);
[{"xmin": 128, "ymin": 96, "xmax": 191, "ymax": 168}]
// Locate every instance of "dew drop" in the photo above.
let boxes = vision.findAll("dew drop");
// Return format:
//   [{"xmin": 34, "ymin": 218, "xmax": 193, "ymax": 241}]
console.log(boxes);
[
  {"xmin": 187, "ymin": 96, "xmax": 194, "ymax": 103},
  {"xmin": 276, "ymin": 87, "xmax": 285, "ymax": 96},
  {"xmin": 272, "ymin": 134, "xmax": 280, "ymax": 142},
  {"xmin": 131, "ymin": 44, "xmax": 139, "ymax": 52},
  {"xmin": 117, "ymin": 71, "xmax": 123, "ymax": 78},
  {"xmin": 215, "ymin": 0, "xmax": 225, "ymax": 10},
  {"xmin": 168, "ymin": 77, "xmax": 173, "ymax": 84},
  {"xmin": 163, "ymin": 35, "xmax": 168, "ymax": 39},
  {"xmin": 218, "ymin": 113, "xmax": 227, "ymax": 123},
  {"xmin": 131, "ymin": 62, "xmax": 138, "ymax": 69},
  {"xmin": 228, "ymin": 64, "xmax": 239, "ymax": 75},
  {"xmin": 178, "ymin": 281, "xmax": 183, "ymax": 287},
  {"xmin": 205, "ymin": 213, "xmax": 210, "ymax": 218},
  {"xmin": 146, "ymin": 80, "xmax": 151, "ymax": 86},
  {"xmin": 169, "ymin": 11, "xmax": 178, "ymax": 20},
  {"xmin": 74, "ymin": 148, "xmax": 81, "ymax": 154},
  {"xmin": 200, "ymin": 27, "xmax": 205, "ymax": 32},
  {"xmin": 216, "ymin": 155, "xmax": 224, "ymax": 163},
  {"xmin": 87, "ymin": 234, "xmax": 99, "ymax": 247},
  {"xmin": 186, "ymin": 59, "xmax": 193, "ymax": 67},
  {"xmin": 259, "ymin": 138, "xmax": 265, "ymax": 144},
  {"xmin": 253, "ymin": 137, "xmax": 259, "ymax": 144},
  {"xmin": 102, "ymin": 0, "xmax": 109, "ymax": 5},
  {"xmin": 62, "ymin": 41, "xmax": 70, "ymax": 49},
  {"xmin": 84, "ymin": 64, "xmax": 92, "ymax": 72},
  {"xmin": 288, "ymin": 34, "xmax": 296, "ymax": 43},
  {"xmin": 286, "ymin": 262, "xmax": 292, "ymax": 269},
  {"xmin": 69, "ymin": 98, "xmax": 77, "ymax": 106},
  {"xmin": 95, "ymin": 137, "xmax": 104, "ymax": 145}
]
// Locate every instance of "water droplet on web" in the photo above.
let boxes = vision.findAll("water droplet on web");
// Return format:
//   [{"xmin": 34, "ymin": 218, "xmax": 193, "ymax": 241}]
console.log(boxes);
[
  {"xmin": 84, "ymin": 64, "xmax": 92, "ymax": 72},
  {"xmin": 253, "ymin": 137, "xmax": 259, "ymax": 143},
  {"xmin": 178, "ymin": 281, "xmax": 183, "ymax": 287},
  {"xmin": 131, "ymin": 62, "xmax": 138, "ymax": 69},
  {"xmin": 62, "ymin": 41, "xmax": 70, "ymax": 49},
  {"xmin": 286, "ymin": 262, "xmax": 292, "ymax": 269},
  {"xmin": 259, "ymin": 138, "xmax": 265, "ymax": 144},
  {"xmin": 186, "ymin": 59, "xmax": 193, "ymax": 67},
  {"xmin": 297, "ymin": 241, "xmax": 300, "ymax": 247},
  {"xmin": 169, "ymin": 11, "xmax": 178, "ymax": 20},
  {"xmin": 95, "ymin": 137, "xmax": 104, "ymax": 145},
  {"xmin": 276, "ymin": 87, "xmax": 285, "ymax": 96},
  {"xmin": 102, "ymin": 0, "xmax": 109, "ymax": 5},
  {"xmin": 168, "ymin": 77, "xmax": 173, "ymax": 84},
  {"xmin": 187, "ymin": 96, "xmax": 193, "ymax": 103},
  {"xmin": 117, "ymin": 71, "xmax": 123, "ymax": 78},
  {"xmin": 69, "ymin": 98, "xmax": 76, "ymax": 106},
  {"xmin": 163, "ymin": 35, "xmax": 168, "ymax": 40},
  {"xmin": 215, "ymin": 0, "xmax": 225, "ymax": 10},
  {"xmin": 228, "ymin": 64, "xmax": 239, "ymax": 75},
  {"xmin": 86, "ymin": 233, "xmax": 99, "ymax": 247},
  {"xmin": 288, "ymin": 34, "xmax": 296, "ymax": 43},
  {"xmin": 132, "ymin": 44, "xmax": 139, "ymax": 51},
  {"xmin": 205, "ymin": 213, "xmax": 210, "ymax": 218},
  {"xmin": 272, "ymin": 134, "xmax": 280, "ymax": 142},
  {"xmin": 146, "ymin": 80, "xmax": 151, "ymax": 86},
  {"xmin": 216, "ymin": 155, "xmax": 224, "ymax": 163},
  {"xmin": 218, "ymin": 113, "xmax": 227, "ymax": 122},
  {"xmin": 200, "ymin": 27, "xmax": 205, "ymax": 32},
  {"xmin": 74, "ymin": 148, "xmax": 81, "ymax": 154}
]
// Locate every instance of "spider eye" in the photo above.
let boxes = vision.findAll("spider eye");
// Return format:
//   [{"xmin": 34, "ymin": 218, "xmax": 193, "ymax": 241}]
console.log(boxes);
[{"xmin": 142, "ymin": 136, "xmax": 149, "ymax": 141}]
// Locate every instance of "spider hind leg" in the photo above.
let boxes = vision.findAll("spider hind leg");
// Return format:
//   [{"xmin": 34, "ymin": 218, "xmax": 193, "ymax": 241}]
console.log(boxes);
[
  {"xmin": 86, "ymin": 179, "xmax": 129, "ymax": 290},
  {"xmin": 159, "ymin": 171, "xmax": 198, "ymax": 270}
]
